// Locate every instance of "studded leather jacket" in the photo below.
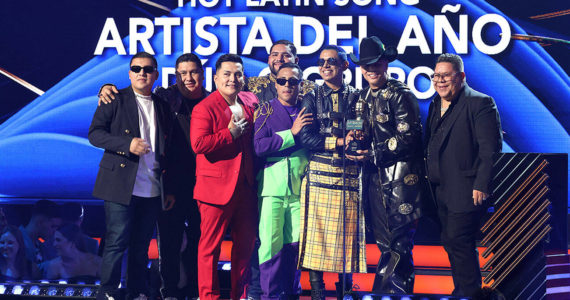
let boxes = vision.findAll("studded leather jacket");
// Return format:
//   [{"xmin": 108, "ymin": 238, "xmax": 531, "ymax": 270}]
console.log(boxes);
[
  {"xmin": 361, "ymin": 78, "xmax": 425, "ymax": 230},
  {"xmin": 298, "ymin": 83, "xmax": 359, "ymax": 153}
]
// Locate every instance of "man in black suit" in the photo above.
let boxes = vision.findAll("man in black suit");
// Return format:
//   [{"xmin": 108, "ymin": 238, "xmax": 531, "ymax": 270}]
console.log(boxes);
[
  {"xmin": 425, "ymin": 53, "xmax": 502, "ymax": 298},
  {"xmin": 89, "ymin": 52, "xmax": 172, "ymax": 300},
  {"xmin": 98, "ymin": 53, "xmax": 209, "ymax": 300}
]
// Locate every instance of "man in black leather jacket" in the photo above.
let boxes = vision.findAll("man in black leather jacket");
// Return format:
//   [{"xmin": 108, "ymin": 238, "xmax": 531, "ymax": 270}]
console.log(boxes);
[
  {"xmin": 297, "ymin": 45, "xmax": 366, "ymax": 300},
  {"xmin": 349, "ymin": 36, "xmax": 425, "ymax": 294}
]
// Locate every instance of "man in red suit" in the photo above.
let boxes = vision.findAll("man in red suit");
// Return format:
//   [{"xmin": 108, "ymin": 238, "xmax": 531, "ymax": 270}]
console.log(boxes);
[{"xmin": 190, "ymin": 53, "xmax": 258, "ymax": 300}]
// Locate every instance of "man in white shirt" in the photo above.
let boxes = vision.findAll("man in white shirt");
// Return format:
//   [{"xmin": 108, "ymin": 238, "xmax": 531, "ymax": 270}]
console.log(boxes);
[{"xmin": 88, "ymin": 52, "xmax": 172, "ymax": 300}]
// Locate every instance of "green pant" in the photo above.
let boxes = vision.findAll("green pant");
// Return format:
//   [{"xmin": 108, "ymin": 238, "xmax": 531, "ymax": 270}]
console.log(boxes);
[{"xmin": 258, "ymin": 195, "xmax": 301, "ymax": 299}]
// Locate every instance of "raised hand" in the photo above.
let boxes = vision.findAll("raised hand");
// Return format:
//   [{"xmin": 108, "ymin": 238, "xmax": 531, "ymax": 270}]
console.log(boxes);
[{"xmin": 291, "ymin": 107, "xmax": 313, "ymax": 136}]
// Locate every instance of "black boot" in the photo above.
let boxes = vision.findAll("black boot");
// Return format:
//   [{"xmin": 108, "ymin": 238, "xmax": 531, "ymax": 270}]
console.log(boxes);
[
  {"xmin": 335, "ymin": 282, "xmax": 344, "ymax": 300},
  {"xmin": 336, "ymin": 273, "xmax": 353, "ymax": 300},
  {"xmin": 309, "ymin": 270, "xmax": 325, "ymax": 300}
]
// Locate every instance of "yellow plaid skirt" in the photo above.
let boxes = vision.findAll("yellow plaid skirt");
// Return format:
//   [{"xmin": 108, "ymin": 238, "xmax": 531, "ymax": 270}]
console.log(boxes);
[{"xmin": 298, "ymin": 155, "xmax": 367, "ymax": 273}]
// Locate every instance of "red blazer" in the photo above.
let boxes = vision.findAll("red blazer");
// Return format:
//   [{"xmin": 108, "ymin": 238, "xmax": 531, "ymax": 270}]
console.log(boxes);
[{"xmin": 190, "ymin": 90, "xmax": 257, "ymax": 205}]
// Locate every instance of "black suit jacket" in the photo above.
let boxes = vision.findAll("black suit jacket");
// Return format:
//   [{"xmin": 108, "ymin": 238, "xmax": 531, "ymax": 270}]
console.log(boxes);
[
  {"xmin": 88, "ymin": 86, "xmax": 171, "ymax": 205},
  {"xmin": 425, "ymin": 84, "xmax": 502, "ymax": 212}
]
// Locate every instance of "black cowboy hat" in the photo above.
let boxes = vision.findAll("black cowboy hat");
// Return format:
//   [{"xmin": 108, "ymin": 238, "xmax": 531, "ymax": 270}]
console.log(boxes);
[{"xmin": 349, "ymin": 36, "xmax": 397, "ymax": 65}]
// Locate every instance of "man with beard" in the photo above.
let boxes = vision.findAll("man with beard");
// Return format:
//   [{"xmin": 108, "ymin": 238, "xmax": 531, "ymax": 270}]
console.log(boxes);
[
  {"xmin": 297, "ymin": 46, "xmax": 366, "ymax": 300},
  {"xmin": 349, "ymin": 36, "xmax": 425, "ymax": 294},
  {"xmin": 98, "ymin": 53, "xmax": 209, "ymax": 300},
  {"xmin": 247, "ymin": 40, "xmax": 315, "ymax": 105}
]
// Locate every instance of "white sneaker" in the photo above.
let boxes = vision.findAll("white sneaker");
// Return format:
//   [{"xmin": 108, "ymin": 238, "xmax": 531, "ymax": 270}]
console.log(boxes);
[{"xmin": 105, "ymin": 293, "xmax": 115, "ymax": 300}]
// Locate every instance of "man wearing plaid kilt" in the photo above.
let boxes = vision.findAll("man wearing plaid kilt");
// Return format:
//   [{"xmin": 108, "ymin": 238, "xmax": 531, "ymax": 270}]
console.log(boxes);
[{"xmin": 297, "ymin": 46, "xmax": 367, "ymax": 300}]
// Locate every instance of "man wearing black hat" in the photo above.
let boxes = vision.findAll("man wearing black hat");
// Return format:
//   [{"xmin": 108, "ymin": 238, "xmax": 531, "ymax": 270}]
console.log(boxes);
[{"xmin": 349, "ymin": 36, "xmax": 426, "ymax": 294}]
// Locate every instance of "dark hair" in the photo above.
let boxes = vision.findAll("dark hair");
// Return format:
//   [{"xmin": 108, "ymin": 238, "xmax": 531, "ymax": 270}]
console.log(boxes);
[
  {"xmin": 0, "ymin": 225, "xmax": 35, "ymax": 279},
  {"xmin": 130, "ymin": 51, "xmax": 158, "ymax": 69},
  {"xmin": 31, "ymin": 199, "xmax": 60, "ymax": 219},
  {"xmin": 175, "ymin": 53, "xmax": 203, "ymax": 70},
  {"xmin": 57, "ymin": 224, "xmax": 86, "ymax": 252},
  {"xmin": 61, "ymin": 202, "xmax": 84, "ymax": 223},
  {"xmin": 270, "ymin": 40, "xmax": 297, "ymax": 57},
  {"xmin": 277, "ymin": 62, "xmax": 303, "ymax": 78},
  {"xmin": 215, "ymin": 54, "xmax": 243, "ymax": 71},
  {"xmin": 322, "ymin": 45, "xmax": 347, "ymax": 63},
  {"xmin": 436, "ymin": 53, "xmax": 464, "ymax": 73}
]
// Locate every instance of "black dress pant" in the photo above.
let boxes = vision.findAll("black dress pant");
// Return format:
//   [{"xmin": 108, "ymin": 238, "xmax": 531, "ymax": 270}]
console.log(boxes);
[
  {"xmin": 436, "ymin": 187, "xmax": 484, "ymax": 298},
  {"xmin": 157, "ymin": 192, "xmax": 201, "ymax": 299}
]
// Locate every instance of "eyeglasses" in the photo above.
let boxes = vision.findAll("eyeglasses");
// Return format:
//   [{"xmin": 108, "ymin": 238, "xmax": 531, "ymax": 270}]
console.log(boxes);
[
  {"xmin": 430, "ymin": 72, "xmax": 457, "ymax": 82},
  {"xmin": 275, "ymin": 78, "xmax": 301, "ymax": 86},
  {"xmin": 317, "ymin": 58, "xmax": 339, "ymax": 67},
  {"xmin": 130, "ymin": 65, "xmax": 156, "ymax": 74}
]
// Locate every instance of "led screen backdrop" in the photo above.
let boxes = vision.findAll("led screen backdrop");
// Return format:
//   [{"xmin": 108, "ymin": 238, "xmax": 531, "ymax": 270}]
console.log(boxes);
[{"xmin": 0, "ymin": 0, "xmax": 568, "ymax": 201}]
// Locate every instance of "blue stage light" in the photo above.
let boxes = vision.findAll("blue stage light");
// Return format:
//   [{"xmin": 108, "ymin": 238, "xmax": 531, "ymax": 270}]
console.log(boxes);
[
  {"xmin": 28, "ymin": 285, "xmax": 40, "ymax": 295},
  {"xmin": 64, "ymin": 287, "xmax": 75, "ymax": 296},
  {"xmin": 82, "ymin": 287, "xmax": 93, "ymax": 297},
  {"xmin": 0, "ymin": 285, "xmax": 5, "ymax": 294},
  {"xmin": 12, "ymin": 285, "xmax": 23, "ymax": 295},
  {"xmin": 47, "ymin": 286, "xmax": 58, "ymax": 296}
]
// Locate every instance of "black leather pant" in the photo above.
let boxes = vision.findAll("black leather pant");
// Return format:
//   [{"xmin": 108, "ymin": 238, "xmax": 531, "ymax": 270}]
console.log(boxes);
[
  {"xmin": 367, "ymin": 172, "xmax": 416, "ymax": 294},
  {"xmin": 370, "ymin": 224, "xmax": 415, "ymax": 294}
]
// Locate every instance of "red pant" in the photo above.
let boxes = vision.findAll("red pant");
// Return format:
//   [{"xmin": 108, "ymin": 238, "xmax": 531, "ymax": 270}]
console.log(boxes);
[{"xmin": 197, "ymin": 180, "xmax": 257, "ymax": 300}]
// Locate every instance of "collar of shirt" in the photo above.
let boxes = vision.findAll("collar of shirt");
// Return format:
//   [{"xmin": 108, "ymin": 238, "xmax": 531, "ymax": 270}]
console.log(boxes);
[
  {"xmin": 321, "ymin": 82, "xmax": 345, "ymax": 97},
  {"xmin": 134, "ymin": 91, "xmax": 153, "ymax": 101}
]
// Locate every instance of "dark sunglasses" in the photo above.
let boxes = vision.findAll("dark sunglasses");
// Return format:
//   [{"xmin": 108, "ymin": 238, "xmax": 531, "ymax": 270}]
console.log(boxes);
[
  {"xmin": 130, "ymin": 65, "xmax": 156, "ymax": 74},
  {"xmin": 317, "ymin": 58, "xmax": 339, "ymax": 67},
  {"xmin": 275, "ymin": 78, "xmax": 301, "ymax": 86}
]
